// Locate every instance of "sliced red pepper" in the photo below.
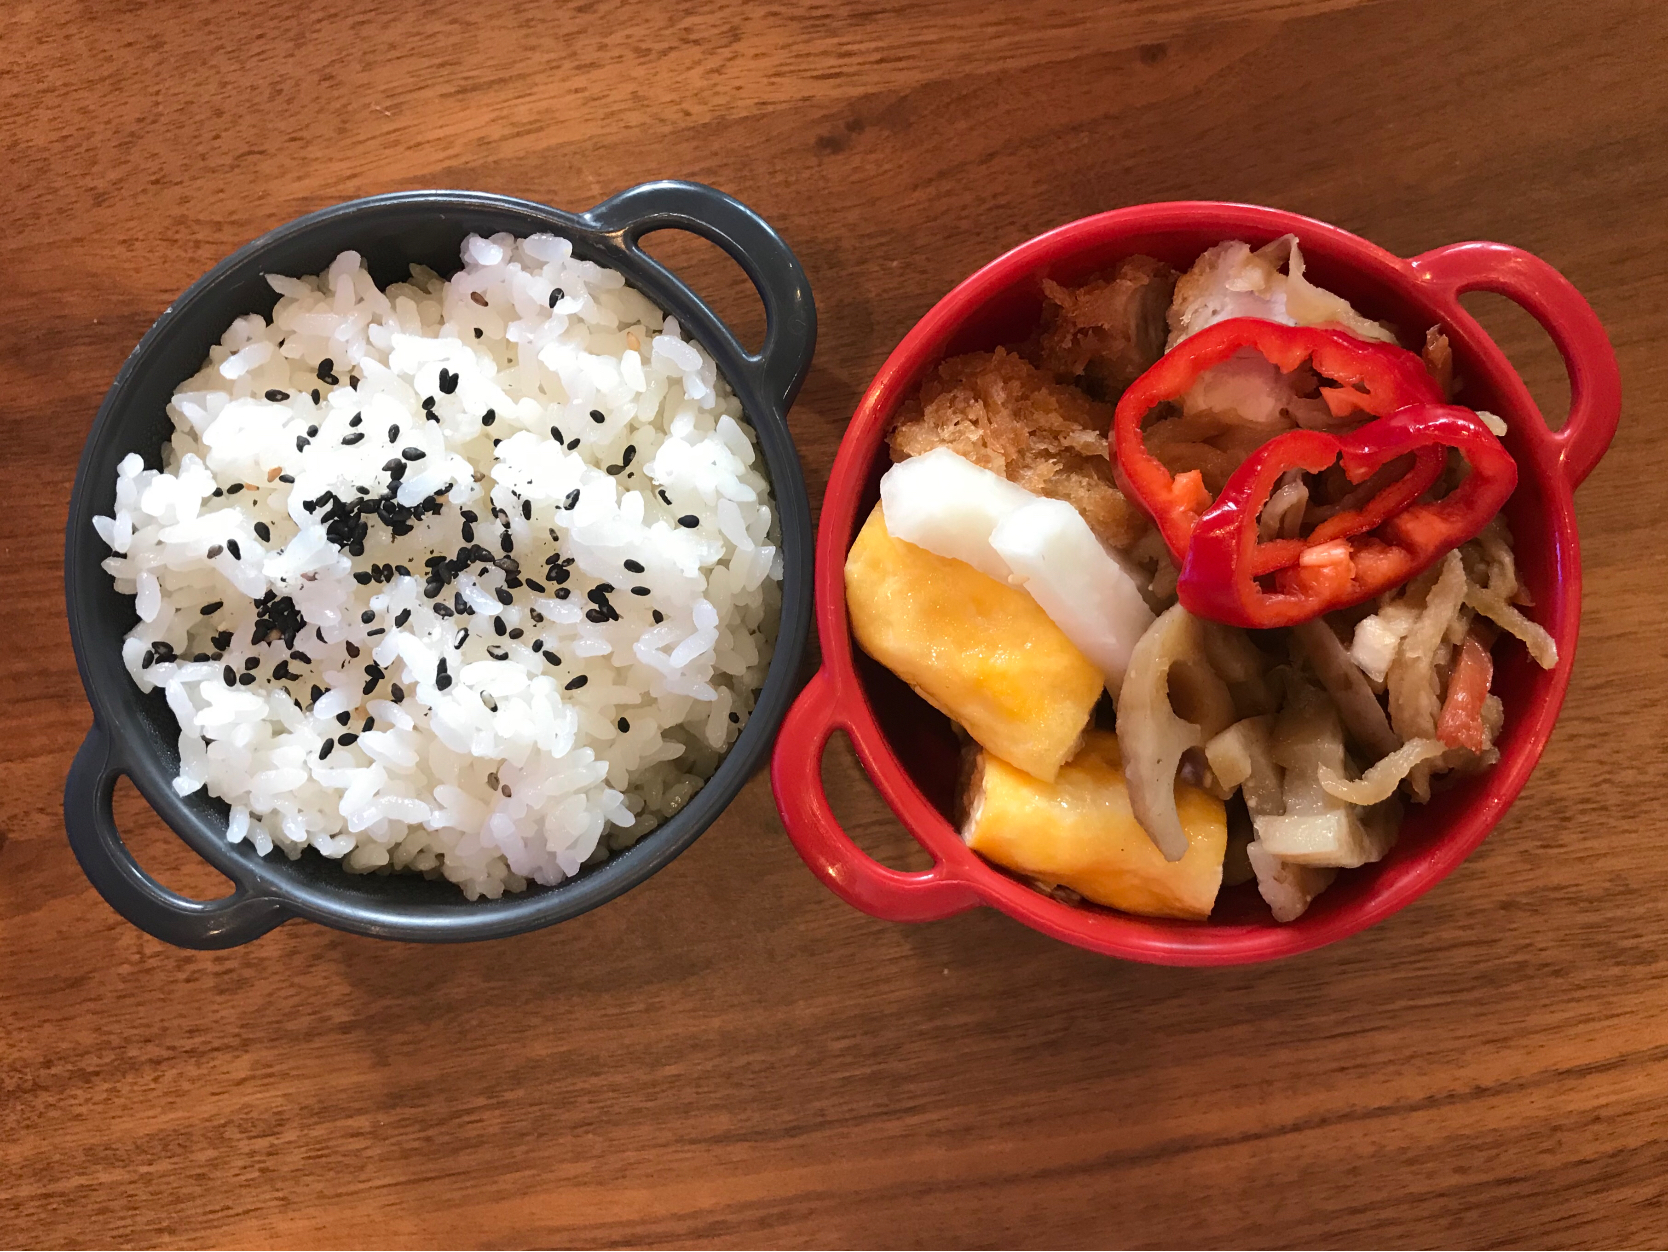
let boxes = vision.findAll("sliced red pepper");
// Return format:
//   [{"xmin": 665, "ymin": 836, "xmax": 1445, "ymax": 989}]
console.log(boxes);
[
  {"xmin": 1175, "ymin": 404, "xmax": 1519, "ymax": 629},
  {"xmin": 1112, "ymin": 318, "xmax": 1445, "ymax": 561},
  {"xmin": 1437, "ymin": 629, "xmax": 1495, "ymax": 753}
]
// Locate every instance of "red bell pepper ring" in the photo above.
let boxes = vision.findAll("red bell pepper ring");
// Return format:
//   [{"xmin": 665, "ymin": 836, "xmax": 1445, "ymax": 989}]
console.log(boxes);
[
  {"xmin": 1175, "ymin": 404, "xmax": 1519, "ymax": 629},
  {"xmin": 1112, "ymin": 318, "xmax": 1444, "ymax": 561}
]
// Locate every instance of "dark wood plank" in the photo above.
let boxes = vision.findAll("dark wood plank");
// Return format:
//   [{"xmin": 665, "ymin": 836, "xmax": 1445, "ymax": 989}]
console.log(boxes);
[{"xmin": 3, "ymin": 0, "xmax": 1665, "ymax": 1246}]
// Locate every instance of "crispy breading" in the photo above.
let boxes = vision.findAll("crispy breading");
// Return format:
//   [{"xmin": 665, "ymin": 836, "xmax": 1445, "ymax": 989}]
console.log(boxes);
[
  {"xmin": 1032, "ymin": 255, "xmax": 1177, "ymax": 398},
  {"xmin": 887, "ymin": 347, "xmax": 1151, "ymax": 550}
]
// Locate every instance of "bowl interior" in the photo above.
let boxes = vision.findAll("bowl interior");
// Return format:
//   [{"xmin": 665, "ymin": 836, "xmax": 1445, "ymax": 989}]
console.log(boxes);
[
  {"xmin": 67, "ymin": 194, "xmax": 808, "ymax": 936},
  {"xmin": 842, "ymin": 218, "xmax": 1571, "ymax": 937}
]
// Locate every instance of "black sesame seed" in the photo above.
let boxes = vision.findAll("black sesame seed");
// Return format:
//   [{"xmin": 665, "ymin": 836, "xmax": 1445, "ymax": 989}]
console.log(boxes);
[
  {"xmin": 355, "ymin": 571, "xmax": 373, "ymax": 585},
  {"xmin": 461, "ymin": 522, "xmax": 474, "ymax": 543},
  {"xmin": 226, "ymin": 483, "xmax": 244, "ymax": 495},
  {"xmin": 606, "ymin": 464, "xmax": 624, "ymax": 476},
  {"xmin": 550, "ymin": 425, "xmax": 564, "ymax": 443},
  {"xmin": 237, "ymin": 671, "xmax": 256, "ymax": 686},
  {"xmin": 730, "ymin": 711, "xmax": 741, "ymax": 723},
  {"xmin": 140, "ymin": 650, "xmax": 154, "ymax": 669},
  {"xmin": 492, "ymin": 616, "xmax": 506, "ymax": 637},
  {"xmin": 524, "ymin": 578, "xmax": 545, "ymax": 593},
  {"xmin": 424, "ymin": 580, "xmax": 443, "ymax": 599},
  {"xmin": 438, "ymin": 368, "xmax": 458, "ymax": 394},
  {"xmin": 348, "ymin": 541, "xmax": 364, "ymax": 557},
  {"xmin": 349, "ymin": 414, "xmax": 362, "ymax": 428},
  {"xmin": 382, "ymin": 458, "xmax": 402, "ymax": 474},
  {"xmin": 344, "ymin": 641, "xmax": 360, "ymax": 659},
  {"xmin": 319, "ymin": 738, "xmax": 334, "ymax": 759},
  {"xmin": 565, "ymin": 674, "xmax": 588, "ymax": 690},
  {"xmin": 596, "ymin": 582, "xmax": 614, "ymax": 594},
  {"xmin": 555, "ymin": 587, "xmax": 571, "ymax": 600},
  {"xmin": 310, "ymin": 390, "xmax": 320, "ymax": 404},
  {"xmin": 278, "ymin": 473, "xmax": 295, "ymax": 484},
  {"xmin": 290, "ymin": 650, "xmax": 311, "ymax": 664},
  {"xmin": 336, "ymin": 710, "xmax": 351, "ymax": 726},
  {"xmin": 617, "ymin": 717, "xmax": 630, "ymax": 732},
  {"xmin": 421, "ymin": 395, "xmax": 436, "ymax": 411},
  {"xmin": 545, "ymin": 651, "xmax": 562, "ymax": 665},
  {"xmin": 402, "ymin": 447, "xmax": 425, "ymax": 461},
  {"xmin": 363, "ymin": 717, "xmax": 374, "ymax": 732},
  {"xmin": 548, "ymin": 289, "xmax": 560, "ymax": 308},
  {"xmin": 200, "ymin": 601, "xmax": 223, "ymax": 616},
  {"xmin": 307, "ymin": 424, "xmax": 319, "ymax": 437},
  {"xmin": 652, "ymin": 609, "xmax": 664, "ymax": 623},
  {"xmin": 623, "ymin": 559, "xmax": 644, "ymax": 573},
  {"xmin": 531, "ymin": 638, "xmax": 543, "ymax": 652},
  {"xmin": 265, "ymin": 389, "xmax": 289, "ymax": 402},
  {"xmin": 394, "ymin": 609, "xmax": 410, "ymax": 628},
  {"xmin": 657, "ymin": 489, "xmax": 671, "ymax": 506},
  {"xmin": 621, "ymin": 445, "xmax": 636, "ymax": 467},
  {"xmin": 362, "ymin": 676, "xmax": 378, "ymax": 695},
  {"xmin": 244, "ymin": 656, "xmax": 260, "ymax": 671},
  {"xmin": 585, "ymin": 608, "xmax": 607, "ymax": 623},
  {"xmin": 567, "ymin": 439, "xmax": 579, "ymax": 451},
  {"xmin": 481, "ymin": 409, "xmax": 495, "ymax": 427},
  {"xmin": 341, "ymin": 431, "xmax": 364, "ymax": 445},
  {"xmin": 508, "ymin": 627, "xmax": 523, "ymax": 639},
  {"xmin": 563, "ymin": 489, "xmax": 580, "ymax": 510},
  {"xmin": 494, "ymin": 586, "xmax": 513, "ymax": 605},
  {"xmin": 519, "ymin": 499, "xmax": 531, "ymax": 521},
  {"xmin": 360, "ymin": 609, "xmax": 375, "ymax": 625},
  {"xmin": 678, "ymin": 515, "xmax": 699, "ymax": 528},
  {"xmin": 253, "ymin": 522, "xmax": 271, "ymax": 542},
  {"xmin": 310, "ymin": 684, "xmax": 325, "ymax": 704},
  {"xmin": 590, "ymin": 409, "xmax": 605, "ymax": 424},
  {"xmin": 213, "ymin": 631, "xmax": 233, "ymax": 650},
  {"xmin": 366, "ymin": 627, "xmax": 384, "ymax": 637},
  {"xmin": 395, "ymin": 564, "xmax": 410, "ymax": 577},
  {"xmin": 630, "ymin": 585, "xmax": 650, "ymax": 596},
  {"xmin": 473, "ymin": 327, "xmax": 483, "ymax": 339},
  {"xmin": 436, "ymin": 673, "xmax": 452, "ymax": 691},
  {"xmin": 317, "ymin": 358, "xmax": 334, "ymax": 380},
  {"xmin": 223, "ymin": 665, "xmax": 236, "ymax": 686},
  {"xmin": 193, "ymin": 652, "xmax": 209, "ymax": 662},
  {"xmin": 206, "ymin": 544, "xmax": 224, "ymax": 559},
  {"xmin": 390, "ymin": 683, "xmax": 405, "ymax": 702},
  {"xmin": 212, "ymin": 487, "xmax": 224, "ymax": 497},
  {"xmin": 487, "ymin": 646, "xmax": 508, "ymax": 661},
  {"xmin": 337, "ymin": 733, "xmax": 359, "ymax": 746}
]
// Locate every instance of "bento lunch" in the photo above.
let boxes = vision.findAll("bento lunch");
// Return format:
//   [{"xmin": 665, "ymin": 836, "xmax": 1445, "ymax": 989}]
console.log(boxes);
[{"xmin": 845, "ymin": 236, "xmax": 1557, "ymax": 923}]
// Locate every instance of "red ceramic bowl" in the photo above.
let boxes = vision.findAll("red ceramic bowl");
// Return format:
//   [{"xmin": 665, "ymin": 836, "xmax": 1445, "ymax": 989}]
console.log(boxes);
[{"xmin": 770, "ymin": 202, "xmax": 1621, "ymax": 966}]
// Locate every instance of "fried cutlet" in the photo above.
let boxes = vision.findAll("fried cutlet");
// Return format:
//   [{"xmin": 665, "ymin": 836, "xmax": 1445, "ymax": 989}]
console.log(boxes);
[{"xmin": 887, "ymin": 347, "xmax": 1151, "ymax": 551}]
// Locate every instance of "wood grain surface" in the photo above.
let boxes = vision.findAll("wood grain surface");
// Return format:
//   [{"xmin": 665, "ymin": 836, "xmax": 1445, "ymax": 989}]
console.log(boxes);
[{"xmin": 4, "ymin": 0, "xmax": 1665, "ymax": 1246}]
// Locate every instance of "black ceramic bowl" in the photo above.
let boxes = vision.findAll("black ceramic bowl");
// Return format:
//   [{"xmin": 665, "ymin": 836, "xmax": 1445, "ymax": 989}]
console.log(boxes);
[{"xmin": 63, "ymin": 182, "xmax": 815, "ymax": 949}]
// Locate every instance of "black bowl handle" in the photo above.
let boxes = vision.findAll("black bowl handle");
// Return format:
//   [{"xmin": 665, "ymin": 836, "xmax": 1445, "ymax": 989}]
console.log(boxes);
[
  {"xmin": 584, "ymin": 181, "xmax": 817, "ymax": 411},
  {"xmin": 64, "ymin": 722, "xmax": 291, "ymax": 949}
]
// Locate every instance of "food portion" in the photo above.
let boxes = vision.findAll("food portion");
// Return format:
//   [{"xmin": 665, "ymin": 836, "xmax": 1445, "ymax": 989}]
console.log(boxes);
[
  {"xmin": 848, "ymin": 235, "xmax": 1557, "ymax": 923},
  {"xmin": 963, "ymin": 731, "xmax": 1226, "ymax": 921},
  {"xmin": 844, "ymin": 503, "xmax": 1102, "ymax": 782},
  {"xmin": 94, "ymin": 236, "xmax": 781, "ymax": 899}
]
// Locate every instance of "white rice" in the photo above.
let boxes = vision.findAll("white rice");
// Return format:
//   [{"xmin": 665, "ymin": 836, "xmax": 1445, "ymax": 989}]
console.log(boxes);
[{"xmin": 94, "ymin": 235, "xmax": 781, "ymax": 899}]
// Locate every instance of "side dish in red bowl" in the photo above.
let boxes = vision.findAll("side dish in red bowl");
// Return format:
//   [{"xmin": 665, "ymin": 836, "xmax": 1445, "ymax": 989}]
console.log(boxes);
[{"xmin": 771, "ymin": 201, "xmax": 1619, "ymax": 965}]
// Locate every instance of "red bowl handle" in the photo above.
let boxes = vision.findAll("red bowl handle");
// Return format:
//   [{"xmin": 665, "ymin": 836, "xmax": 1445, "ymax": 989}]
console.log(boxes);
[
  {"xmin": 771, "ymin": 668, "xmax": 983, "ymax": 924},
  {"xmin": 1408, "ymin": 241, "xmax": 1621, "ymax": 488}
]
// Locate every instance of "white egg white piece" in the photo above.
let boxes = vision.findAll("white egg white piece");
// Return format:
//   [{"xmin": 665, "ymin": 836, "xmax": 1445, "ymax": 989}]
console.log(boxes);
[
  {"xmin": 989, "ymin": 497, "xmax": 1155, "ymax": 697},
  {"xmin": 877, "ymin": 446, "xmax": 1032, "ymax": 582}
]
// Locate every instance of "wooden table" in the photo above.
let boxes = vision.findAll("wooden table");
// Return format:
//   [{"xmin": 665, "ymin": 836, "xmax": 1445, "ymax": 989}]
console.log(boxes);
[{"xmin": 4, "ymin": 0, "xmax": 1664, "ymax": 1246}]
